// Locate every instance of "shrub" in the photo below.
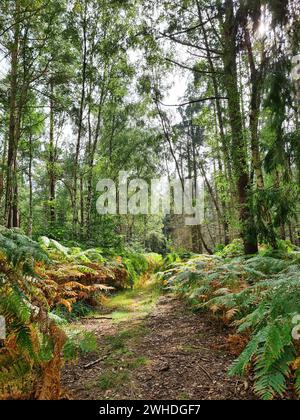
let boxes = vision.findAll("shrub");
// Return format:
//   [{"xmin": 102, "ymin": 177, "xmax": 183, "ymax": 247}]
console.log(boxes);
[
  {"xmin": 144, "ymin": 253, "xmax": 163, "ymax": 272},
  {"xmin": 0, "ymin": 229, "xmax": 100, "ymax": 399},
  {"xmin": 0, "ymin": 228, "xmax": 65, "ymax": 399},
  {"xmin": 162, "ymin": 252, "xmax": 181, "ymax": 269},
  {"xmin": 145, "ymin": 231, "xmax": 167, "ymax": 255},
  {"xmin": 121, "ymin": 252, "xmax": 149, "ymax": 286},
  {"xmin": 215, "ymin": 239, "xmax": 244, "ymax": 258}
]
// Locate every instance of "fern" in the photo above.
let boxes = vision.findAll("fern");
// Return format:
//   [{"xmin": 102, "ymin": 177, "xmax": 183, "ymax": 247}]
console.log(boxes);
[
  {"xmin": 162, "ymin": 252, "xmax": 300, "ymax": 399},
  {"xmin": 236, "ymin": 304, "xmax": 270, "ymax": 332},
  {"xmin": 63, "ymin": 330, "xmax": 98, "ymax": 360},
  {"xmin": 246, "ymin": 256, "xmax": 291, "ymax": 275},
  {"xmin": 253, "ymin": 348, "xmax": 295, "ymax": 400},
  {"xmin": 0, "ymin": 231, "xmax": 139, "ymax": 399},
  {"xmin": 262, "ymin": 320, "xmax": 293, "ymax": 368},
  {"xmin": 0, "ymin": 227, "xmax": 50, "ymax": 275},
  {"xmin": 0, "ymin": 288, "xmax": 31, "ymax": 324},
  {"xmin": 229, "ymin": 327, "xmax": 269, "ymax": 376}
]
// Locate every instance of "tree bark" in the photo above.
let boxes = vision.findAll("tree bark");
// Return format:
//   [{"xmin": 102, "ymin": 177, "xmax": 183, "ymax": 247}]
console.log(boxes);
[
  {"xmin": 73, "ymin": 1, "xmax": 88, "ymax": 236},
  {"xmin": 220, "ymin": 0, "xmax": 258, "ymax": 254},
  {"xmin": 5, "ymin": 0, "xmax": 21, "ymax": 228},
  {"xmin": 196, "ymin": 3, "xmax": 230, "ymax": 245},
  {"xmin": 28, "ymin": 132, "xmax": 33, "ymax": 237},
  {"xmin": 49, "ymin": 80, "xmax": 56, "ymax": 225}
]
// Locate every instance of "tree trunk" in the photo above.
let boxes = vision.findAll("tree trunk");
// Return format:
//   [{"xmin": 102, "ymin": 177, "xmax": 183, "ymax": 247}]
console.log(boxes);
[
  {"xmin": 80, "ymin": 175, "xmax": 84, "ymax": 239},
  {"xmin": 49, "ymin": 80, "xmax": 56, "ymax": 226},
  {"xmin": 28, "ymin": 132, "xmax": 33, "ymax": 237},
  {"xmin": 0, "ymin": 133, "xmax": 8, "ymax": 218},
  {"xmin": 244, "ymin": 27, "xmax": 265, "ymax": 190},
  {"xmin": 86, "ymin": 99, "xmax": 103, "ymax": 237},
  {"xmin": 5, "ymin": 1, "xmax": 20, "ymax": 228},
  {"xmin": 220, "ymin": 0, "xmax": 258, "ymax": 254},
  {"xmin": 73, "ymin": 2, "xmax": 88, "ymax": 236},
  {"xmin": 196, "ymin": 3, "xmax": 230, "ymax": 245}
]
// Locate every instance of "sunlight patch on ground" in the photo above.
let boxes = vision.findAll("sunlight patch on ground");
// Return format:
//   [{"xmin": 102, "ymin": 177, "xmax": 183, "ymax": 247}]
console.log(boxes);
[{"xmin": 103, "ymin": 275, "xmax": 162, "ymax": 323}]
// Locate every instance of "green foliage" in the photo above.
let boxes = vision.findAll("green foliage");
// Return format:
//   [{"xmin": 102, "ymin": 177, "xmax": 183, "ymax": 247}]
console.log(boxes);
[
  {"xmin": 296, "ymin": 369, "xmax": 300, "ymax": 396},
  {"xmin": 144, "ymin": 253, "xmax": 163, "ymax": 272},
  {"xmin": 98, "ymin": 370, "xmax": 129, "ymax": 391},
  {"xmin": 215, "ymin": 239, "xmax": 244, "ymax": 258},
  {"xmin": 1, "ymin": 0, "xmax": 300, "ymax": 401},
  {"xmin": 145, "ymin": 231, "xmax": 167, "ymax": 255},
  {"xmin": 0, "ymin": 227, "xmax": 50, "ymax": 275},
  {"xmin": 121, "ymin": 252, "xmax": 149, "ymax": 286},
  {"xmin": 39, "ymin": 236, "xmax": 106, "ymax": 264},
  {"xmin": 162, "ymin": 252, "xmax": 181, "ymax": 268},
  {"xmin": 63, "ymin": 330, "xmax": 98, "ymax": 361},
  {"xmin": 51, "ymin": 301, "xmax": 94, "ymax": 322},
  {"xmin": 246, "ymin": 256, "xmax": 291, "ymax": 275},
  {"xmin": 0, "ymin": 229, "xmax": 99, "ymax": 398},
  {"xmin": 213, "ymin": 243, "xmax": 225, "ymax": 254}
]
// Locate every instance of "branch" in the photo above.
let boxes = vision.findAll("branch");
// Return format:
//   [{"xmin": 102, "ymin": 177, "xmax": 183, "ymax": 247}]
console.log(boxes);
[
  {"xmin": 157, "ymin": 96, "xmax": 228, "ymax": 107},
  {"xmin": 160, "ymin": 21, "xmax": 221, "ymax": 37},
  {"xmin": 163, "ymin": 24, "xmax": 202, "ymax": 37},
  {"xmin": 165, "ymin": 57, "xmax": 223, "ymax": 75},
  {"xmin": 162, "ymin": 13, "xmax": 219, "ymax": 38},
  {"xmin": 158, "ymin": 32, "xmax": 222, "ymax": 56},
  {"xmin": 187, "ymin": 50, "xmax": 219, "ymax": 60},
  {"xmin": 153, "ymin": 94, "xmax": 184, "ymax": 187},
  {"xmin": 0, "ymin": 3, "xmax": 48, "ymax": 38}
]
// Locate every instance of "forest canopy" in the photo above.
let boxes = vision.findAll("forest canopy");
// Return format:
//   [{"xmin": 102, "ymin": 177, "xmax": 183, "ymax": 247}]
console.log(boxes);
[{"xmin": 0, "ymin": 0, "xmax": 299, "ymax": 254}]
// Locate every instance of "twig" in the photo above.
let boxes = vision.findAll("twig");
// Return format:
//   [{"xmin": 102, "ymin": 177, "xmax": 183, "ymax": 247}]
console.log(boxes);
[
  {"xmin": 83, "ymin": 316, "xmax": 113, "ymax": 320},
  {"xmin": 83, "ymin": 357, "xmax": 106, "ymax": 369},
  {"xmin": 157, "ymin": 96, "xmax": 228, "ymax": 107},
  {"xmin": 199, "ymin": 364, "xmax": 213, "ymax": 381}
]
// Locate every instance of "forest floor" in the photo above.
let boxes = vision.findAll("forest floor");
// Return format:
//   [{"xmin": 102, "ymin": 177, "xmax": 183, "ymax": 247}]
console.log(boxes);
[{"xmin": 62, "ymin": 274, "xmax": 256, "ymax": 400}]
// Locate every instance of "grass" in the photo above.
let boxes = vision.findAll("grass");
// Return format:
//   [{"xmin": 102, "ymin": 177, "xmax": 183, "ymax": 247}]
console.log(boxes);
[
  {"xmin": 110, "ymin": 309, "xmax": 133, "ymax": 322},
  {"xmin": 105, "ymin": 324, "xmax": 149, "ymax": 350},
  {"xmin": 97, "ymin": 327, "xmax": 150, "ymax": 393},
  {"xmin": 177, "ymin": 391, "xmax": 190, "ymax": 400},
  {"xmin": 179, "ymin": 344, "xmax": 198, "ymax": 354},
  {"xmin": 97, "ymin": 352, "xmax": 149, "ymax": 392},
  {"xmin": 103, "ymin": 274, "xmax": 162, "ymax": 323},
  {"xmin": 92, "ymin": 274, "xmax": 161, "ymax": 394},
  {"xmin": 126, "ymin": 356, "xmax": 148, "ymax": 369},
  {"xmin": 98, "ymin": 370, "xmax": 130, "ymax": 391}
]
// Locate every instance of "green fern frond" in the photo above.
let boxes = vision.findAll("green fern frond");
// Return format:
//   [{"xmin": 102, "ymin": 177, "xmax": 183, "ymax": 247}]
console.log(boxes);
[
  {"xmin": 63, "ymin": 330, "xmax": 98, "ymax": 361},
  {"xmin": 229, "ymin": 327, "xmax": 269, "ymax": 376},
  {"xmin": 15, "ymin": 325, "xmax": 35, "ymax": 359},
  {"xmin": 0, "ymin": 227, "xmax": 50, "ymax": 276},
  {"xmin": 236, "ymin": 304, "xmax": 270, "ymax": 333},
  {"xmin": 0, "ymin": 288, "xmax": 31, "ymax": 324},
  {"xmin": 262, "ymin": 320, "xmax": 293, "ymax": 369},
  {"xmin": 0, "ymin": 358, "xmax": 31, "ymax": 383},
  {"xmin": 253, "ymin": 348, "xmax": 295, "ymax": 400}
]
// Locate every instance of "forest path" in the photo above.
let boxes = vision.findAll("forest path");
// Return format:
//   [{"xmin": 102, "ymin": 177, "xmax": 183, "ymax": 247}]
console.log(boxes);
[{"xmin": 62, "ymin": 274, "xmax": 254, "ymax": 400}]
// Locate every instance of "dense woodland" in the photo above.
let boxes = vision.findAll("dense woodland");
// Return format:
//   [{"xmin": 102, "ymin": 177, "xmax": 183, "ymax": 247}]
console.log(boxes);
[{"xmin": 0, "ymin": 0, "xmax": 300, "ymax": 401}]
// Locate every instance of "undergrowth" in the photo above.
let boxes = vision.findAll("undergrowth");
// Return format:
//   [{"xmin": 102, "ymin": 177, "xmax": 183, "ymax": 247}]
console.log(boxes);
[
  {"xmin": 161, "ymin": 251, "xmax": 300, "ymax": 400},
  {"xmin": 0, "ymin": 228, "xmax": 100, "ymax": 399},
  {"xmin": 0, "ymin": 228, "xmax": 161, "ymax": 399}
]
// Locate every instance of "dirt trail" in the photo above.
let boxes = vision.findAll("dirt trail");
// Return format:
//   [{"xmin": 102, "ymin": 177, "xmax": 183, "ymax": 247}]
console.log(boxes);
[{"xmin": 62, "ymin": 277, "xmax": 255, "ymax": 400}]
